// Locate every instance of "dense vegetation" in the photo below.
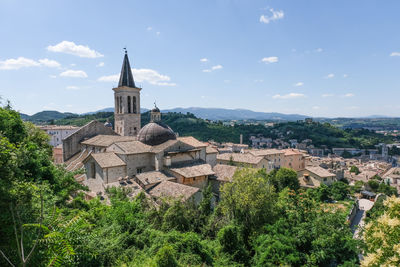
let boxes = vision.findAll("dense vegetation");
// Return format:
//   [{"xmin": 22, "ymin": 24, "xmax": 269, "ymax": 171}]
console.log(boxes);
[{"xmin": 0, "ymin": 104, "xmax": 367, "ymax": 266}]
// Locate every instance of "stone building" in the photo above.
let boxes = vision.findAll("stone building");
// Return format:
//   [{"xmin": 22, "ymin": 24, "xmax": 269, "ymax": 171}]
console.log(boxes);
[{"xmin": 64, "ymin": 51, "xmax": 214, "ymax": 203}]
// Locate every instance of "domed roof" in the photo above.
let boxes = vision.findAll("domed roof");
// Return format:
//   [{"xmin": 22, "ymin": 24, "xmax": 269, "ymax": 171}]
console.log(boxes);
[
  {"xmin": 137, "ymin": 122, "xmax": 176, "ymax": 146},
  {"xmin": 152, "ymin": 106, "xmax": 160, "ymax": 113}
]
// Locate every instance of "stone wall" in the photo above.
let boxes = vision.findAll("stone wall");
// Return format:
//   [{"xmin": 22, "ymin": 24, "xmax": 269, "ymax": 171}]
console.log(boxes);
[{"xmin": 62, "ymin": 120, "xmax": 117, "ymax": 161}]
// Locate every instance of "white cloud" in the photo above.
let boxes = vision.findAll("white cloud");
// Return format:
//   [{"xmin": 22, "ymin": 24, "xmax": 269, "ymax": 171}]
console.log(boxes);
[
  {"xmin": 38, "ymin": 58, "xmax": 61, "ymax": 68},
  {"xmin": 60, "ymin": 70, "xmax": 88, "ymax": 78},
  {"xmin": 312, "ymin": 106, "xmax": 320, "ymax": 110},
  {"xmin": 343, "ymin": 93, "xmax": 354, "ymax": 98},
  {"xmin": 147, "ymin": 26, "xmax": 153, "ymax": 31},
  {"xmin": 325, "ymin": 73, "xmax": 335, "ymax": 79},
  {"xmin": 262, "ymin": 56, "xmax": 278, "ymax": 64},
  {"xmin": 343, "ymin": 74, "xmax": 348, "ymax": 78},
  {"xmin": 254, "ymin": 79, "xmax": 264, "ymax": 83},
  {"xmin": 322, "ymin": 93, "xmax": 334, "ymax": 97},
  {"xmin": 66, "ymin": 86, "xmax": 79, "ymax": 90},
  {"xmin": 0, "ymin": 57, "xmax": 60, "ymax": 70},
  {"xmin": 294, "ymin": 82, "xmax": 303, "ymax": 87},
  {"xmin": 156, "ymin": 31, "xmax": 160, "ymax": 36},
  {"xmin": 272, "ymin": 93, "xmax": 305, "ymax": 99},
  {"xmin": 390, "ymin": 52, "xmax": 400, "ymax": 57},
  {"xmin": 97, "ymin": 62, "xmax": 105, "ymax": 67},
  {"xmin": 200, "ymin": 58, "xmax": 208, "ymax": 62},
  {"xmin": 49, "ymin": 75, "xmax": 57, "ymax": 78},
  {"xmin": 260, "ymin": 8, "xmax": 284, "ymax": 24},
  {"xmin": 315, "ymin": 48, "xmax": 323, "ymax": 53},
  {"xmin": 203, "ymin": 65, "xmax": 223, "ymax": 73},
  {"xmin": 47, "ymin": 41, "xmax": 103, "ymax": 58},
  {"xmin": 224, "ymin": 80, "xmax": 231, "ymax": 83},
  {"xmin": 98, "ymin": 68, "xmax": 176, "ymax": 86}
]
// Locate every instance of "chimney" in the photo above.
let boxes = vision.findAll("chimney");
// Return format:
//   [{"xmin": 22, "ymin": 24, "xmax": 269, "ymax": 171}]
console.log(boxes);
[{"xmin": 240, "ymin": 134, "xmax": 243, "ymax": 145}]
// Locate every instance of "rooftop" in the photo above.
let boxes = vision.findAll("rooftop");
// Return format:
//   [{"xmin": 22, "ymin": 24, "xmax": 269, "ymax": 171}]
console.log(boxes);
[
  {"xmin": 148, "ymin": 180, "xmax": 200, "ymax": 201},
  {"xmin": 90, "ymin": 152, "xmax": 126, "ymax": 168},
  {"xmin": 136, "ymin": 171, "xmax": 174, "ymax": 186},
  {"xmin": 81, "ymin": 135, "xmax": 136, "ymax": 147},
  {"xmin": 170, "ymin": 163, "xmax": 215, "ymax": 178},
  {"xmin": 305, "ymin": 166, "xmax": 336, "ymax": 178},
  {"xmin": 217, "ymin": 153, "xmax": 263, "ymax": 165},
  {"xmin": 213, "ymin": 164, "xmax": 238, "ymax": 182}
]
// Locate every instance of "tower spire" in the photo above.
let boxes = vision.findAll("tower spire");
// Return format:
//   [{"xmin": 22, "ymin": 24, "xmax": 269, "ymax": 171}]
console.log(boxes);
[{"xmin": 118, "ymin": 49, "xmax": 136, "ymax": 88}]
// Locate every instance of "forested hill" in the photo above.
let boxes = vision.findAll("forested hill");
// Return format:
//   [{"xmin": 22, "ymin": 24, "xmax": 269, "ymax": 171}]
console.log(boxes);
[{"xmin": 47, "ymin": 111, "xmax": 396, "ymax": 149}]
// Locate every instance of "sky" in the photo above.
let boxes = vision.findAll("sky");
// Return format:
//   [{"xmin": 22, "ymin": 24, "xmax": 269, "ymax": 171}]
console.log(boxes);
[{"xmin": 1, "ymin": 0, "xmax": 400, "ymax": 117}]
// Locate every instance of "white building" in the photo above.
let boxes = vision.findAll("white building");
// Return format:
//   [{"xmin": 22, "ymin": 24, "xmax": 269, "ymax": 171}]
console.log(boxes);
[{"xmin": 40, "ymin": 125, "xmax": 79, "ymax": 147}]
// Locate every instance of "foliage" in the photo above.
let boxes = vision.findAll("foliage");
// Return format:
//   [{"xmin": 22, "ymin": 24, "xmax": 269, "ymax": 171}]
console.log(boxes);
[
  {"xmin": 272, "ymin": 167, "xmax": 300, "ymax": 192},
  {"xmin": 350, "ymin": 165, "xmax": 360, "ymax": 175},
  {"xmin": 362, "ymin": 196, "xmax": 400, "ymax": 267}
]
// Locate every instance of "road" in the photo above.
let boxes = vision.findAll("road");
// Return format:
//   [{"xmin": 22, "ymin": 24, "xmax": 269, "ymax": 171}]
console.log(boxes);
[{"xmin": 351, "ymin": 198, "xmax": 374, "ymax": 239}]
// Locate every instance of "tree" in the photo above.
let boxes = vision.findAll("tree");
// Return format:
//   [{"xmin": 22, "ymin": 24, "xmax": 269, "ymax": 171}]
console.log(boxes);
[
  {"xmin": 154, "ymin": 244, "xmax": 179, "ymax": 267},
  {"xmin": 220, "ymin": 168, "xmax": 277, "ymax": 234},
  {"xmin": 362, "ymin": 196, "xmax": 400, "ymax": 266},
  {"xmin": 273, "ymin": 168, "xmax": 300, "ymax": 192},
  {"xmin": 350, "ymin": 166, "xmax": 360, "ymax": 175},
  {"xmin": 330, "ymin": 181, "xmax": 350, "ymax": 201},
  {"xmin": 367, "ymin": 180, "xmax": 380, "ymax": 192}
]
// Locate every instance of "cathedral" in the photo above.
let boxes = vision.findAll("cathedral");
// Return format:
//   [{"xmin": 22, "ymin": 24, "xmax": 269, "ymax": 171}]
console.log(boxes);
[{"xmin": 62, "ymin": 51, "xmax": 218, "ymax": 203}]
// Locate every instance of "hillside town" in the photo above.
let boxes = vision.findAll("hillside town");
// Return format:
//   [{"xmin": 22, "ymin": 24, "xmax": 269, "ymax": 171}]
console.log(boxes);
[{"xmin": 37, "ymin": 52, "xmax": 400, "ymax": 205}]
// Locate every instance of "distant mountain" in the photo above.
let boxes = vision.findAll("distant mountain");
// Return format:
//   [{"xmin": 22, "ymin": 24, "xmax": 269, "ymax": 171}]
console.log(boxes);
[
  {"xmin": 162, "ymin": 107, "xmax": 308, "ymax": 121},
  {"xmin": 21, "ymin": 110, "xmax": 77, "ymax": 123},
  {"xmin": 83, "ymin": 107, "xmax": 149, "ymax": 115}
]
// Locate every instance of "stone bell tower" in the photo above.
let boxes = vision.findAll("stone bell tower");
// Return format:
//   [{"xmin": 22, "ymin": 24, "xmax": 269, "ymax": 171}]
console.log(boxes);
[{"xmin": 113, "ymin": 50, "xmax": 141, "ymax": 136}]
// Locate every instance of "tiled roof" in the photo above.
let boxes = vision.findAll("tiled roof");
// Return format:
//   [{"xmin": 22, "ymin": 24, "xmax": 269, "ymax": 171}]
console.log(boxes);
[
  {"xmin": 91, "ymin": 152, "xmax": 126, "ymax": 168},
  {"xmin": 306, "ymin": 166, "xmax": 336, "ymax": 178},
  {"xmin": 206, "ymin": 145, "xmax": 218, "ymax": 154},
  {"xmin": 150, "ymin": 139, "xmax": 178, "ymax": 153},
  {"xmin": 40, "ymin": 125, "xmax": 79, "ymax": 130},
  {"xmin": 81, "ymin": 135, "xmax": 136, "ymax": 147},
  {"xmin": 249, "ymin": 149, "xmax": 284, "ymax": 156},
  {"xmin": 283, "ymin": 149, "xmax": 304, "ymax": 156},
  {"xmin": 170, "ymin": 163, "xmax": 215, "ymax": 178},
  {"xmin": 217, "ymin": 153, "xmax": 263, "ymax": 165},
  {"xmin": 148, "ymin": 181, "xmax": 199, "ymax": 200},
  {"xmin": 213, "ymin": 164, "xmax": 237, "ymax": 182},
  {"xmin": 178, "ymin": 136, "xmax": 207, "ymax": 148},
  {"xmin": 136, "ymin": 171, "xmax": 173, "ymax": 186},
  {"xmin": 114, "ymin": 141, "xmax": 152, "ymax": 154}
]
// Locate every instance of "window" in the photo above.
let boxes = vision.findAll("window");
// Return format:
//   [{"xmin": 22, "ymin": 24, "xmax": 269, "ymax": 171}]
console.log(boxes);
[
  {"xmin": 127, "ymin": 96, "xmax": 131, "ymax": 113},
  {"xmin": 136, "ymin": 167, "xmax": 143, "ymax": 174},
  {"xmin": 90, "ymin": 162, "xmax": 95, "ymax": 178},
  {"xmin": 132, "ymin": 96, "xmax": 137, "ymax": 113}
]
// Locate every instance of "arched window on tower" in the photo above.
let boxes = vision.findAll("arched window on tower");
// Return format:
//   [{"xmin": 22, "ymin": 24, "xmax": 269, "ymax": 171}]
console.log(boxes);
[
  {"xmin": 127, "ymin": 96, "xmax": 131, "ymax": 113},
  {"xmin": 115, "ymin": 96, "xmax": 119, "ymax": 114},
  {"xmin": 119, "ymin": 96, "xmax": 123, "ymax": 113},
  {"xmin": 133, "ymin": 96, "xmax": 137, "ymax": 114}
]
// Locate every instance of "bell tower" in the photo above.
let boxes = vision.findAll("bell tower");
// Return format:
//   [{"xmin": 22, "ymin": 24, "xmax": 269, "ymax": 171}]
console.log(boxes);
[{"xmin": 113, "ymin": 49, "xmax": 141, "ymax": 136}]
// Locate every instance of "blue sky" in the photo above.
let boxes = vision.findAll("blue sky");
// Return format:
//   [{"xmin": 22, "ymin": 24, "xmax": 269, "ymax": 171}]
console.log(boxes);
[{"xmin": 1, "ymin": 0, "xmax": 400, "ymax": 117}]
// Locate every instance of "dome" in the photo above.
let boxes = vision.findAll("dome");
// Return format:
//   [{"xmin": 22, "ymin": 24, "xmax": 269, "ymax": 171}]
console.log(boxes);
[
  {"xmin": 137, "ymin": 122, "xmax": 176, "ymax": 146},
  {"xmin": 152, "ymin": 106, "xmax": 160, "ymax": 113}
]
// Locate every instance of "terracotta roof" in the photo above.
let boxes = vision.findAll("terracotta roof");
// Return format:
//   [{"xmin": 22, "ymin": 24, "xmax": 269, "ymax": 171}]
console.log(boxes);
[
  {"xmin": 114, "ymin": 141, "xmax": 152, "ymax": 154},
  {"xmin": 81, "ymin": 135, "xmax": 136, "ymax": 147},
  {"xmin": 305, "ymin": 166, "xmax": 336, "ymax": 178},
  {"xmin": 170, "ymin": 163, "xmax": 215, "ymax": 178},
  {"xmin": 217, "ymin": 153, "xmax": 263, "ymax": 165},
  {"xmin": 178, "ymin": 136, "xmax": 207, "ymax": 148},
  {"xmin": 136, "ymin": 171, "xmax": 174, "ymax": 186},
  {"xmin": 206, "ymin": 145, "xmax": 218, "ymax": 154},
  {"xmin": 249, "ymin": 149, "xmax": 284, "ymax": 157},
  {"xmin": 91, "ymin": 152, "xmax": 126, "ymax": 168},
  {"xmin": 213, "ymin": 164, "xmax": 237, "ymax": 182},
  {"xmin": 148, "ymin": 181, "xmax": 199, "ymax": 201},
  {"xmin": 283, "ymin": 149, "xmax": 304, "ymax": 156},
  {"xmin": 150, "ymin": 139, "xmax": 179, "ymax": 153}
]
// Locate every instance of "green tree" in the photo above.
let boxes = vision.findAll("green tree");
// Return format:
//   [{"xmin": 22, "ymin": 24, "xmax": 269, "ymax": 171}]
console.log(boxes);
[
  {"xmin": 330, "ymin": 181, "xmax": 350, "ymax": 201},
  {"xmin": 154, "ymin": 244, "xmax": 179, "ymax": 267},
  {"xmin": 273, "ymin": 167, "xmax": 300, "ymax": 192}
]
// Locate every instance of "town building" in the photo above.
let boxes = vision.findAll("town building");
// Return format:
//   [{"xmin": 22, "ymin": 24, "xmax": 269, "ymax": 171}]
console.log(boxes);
[{"xmin": 40, "ymin": 125, "xmax": 79, "ymax": 147}]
